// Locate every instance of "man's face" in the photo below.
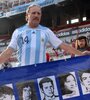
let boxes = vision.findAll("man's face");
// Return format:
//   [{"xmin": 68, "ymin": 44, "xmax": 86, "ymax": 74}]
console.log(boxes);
[
  {"xmin": 23, "ymin": 86, "xmax": 31, "ymax": 100},
  {"xmin": 26, "ymin": 6, "xmax": 42, "ymax": 28},
  {"xmin": 42, "ymin": 82, "xmax": 54, "ymax": 97},
  {"xmin": 77, "ymin": 39, "xmax": 86, "ymax": 48},
  {"xmin": 82, "ymin": 73, "xmax": 90, "ymax": 89}
]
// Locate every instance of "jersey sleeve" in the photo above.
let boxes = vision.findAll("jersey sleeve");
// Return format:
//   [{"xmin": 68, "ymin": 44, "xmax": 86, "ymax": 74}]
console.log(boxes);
[
  {"xmin": 7, "ymin": 29, "xmax": 18, "ymax": 50},
  {"xmin": 46, "ymin": 28, "xmax": 63, "ymax": 49}
]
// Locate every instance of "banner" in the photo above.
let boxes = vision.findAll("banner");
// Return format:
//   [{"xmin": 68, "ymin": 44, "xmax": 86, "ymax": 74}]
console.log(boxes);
[
  {"xmin": 0, "ymin": 55, "xmax": 90, "ymax": 100},
  {"xmin": 57, "ymin": 23, "xmax": 90, "ymax": 38}
]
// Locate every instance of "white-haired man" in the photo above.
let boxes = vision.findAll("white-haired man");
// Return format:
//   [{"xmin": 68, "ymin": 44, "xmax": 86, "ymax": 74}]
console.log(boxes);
[{"xmin": 0, "ymin": 4, "xmax": 90, "ymax": 67}]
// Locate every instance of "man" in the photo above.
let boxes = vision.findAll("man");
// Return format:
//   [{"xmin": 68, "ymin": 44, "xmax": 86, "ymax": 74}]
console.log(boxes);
[
  {"xmin": 22, "ymin": 85, "xmax": 32, "ymax": 100},
  {"xmin": 39, "ymin": 77, "xmax": 59, "ymax": 100},
  {"xmin": 75, "ymin": 36, "xmax": 90, "ymax": 51},
  {"xmin": 17, "ymin": 82, "xmax": 37, "ymax": 100},
  {"xmin": 0, "ymin": 4, "xmax": 89, "ymax": 67}
]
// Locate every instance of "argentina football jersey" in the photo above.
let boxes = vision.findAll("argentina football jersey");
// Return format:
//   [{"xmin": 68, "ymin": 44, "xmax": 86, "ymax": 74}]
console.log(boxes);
[{"xmin": 8, "ymin": 24, "xmax": 62, "ymax": 66}]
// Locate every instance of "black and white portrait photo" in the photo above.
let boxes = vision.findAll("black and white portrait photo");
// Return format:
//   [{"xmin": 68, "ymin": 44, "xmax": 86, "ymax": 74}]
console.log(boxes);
[
  {"xmin": 0, "ymin": 84, "xmax": 15, "ymax": 100},
  {"xmin": 78, "ymin": 69, "xmax": 90, "ymax": 95},
  {"xmin": 16, "ymin": 81, "xmax": 38, "ymax": 100},
  {"xmin": 37, "ymin": 75, "xmax": 60, "ymax": 100},
  {"xmin": 58, "ymin": 72, "xmax": 80, "ymax": 99}
]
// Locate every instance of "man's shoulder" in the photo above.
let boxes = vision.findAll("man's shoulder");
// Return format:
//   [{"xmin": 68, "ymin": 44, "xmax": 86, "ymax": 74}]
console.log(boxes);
[
  {"xmin": 39, "ymin": 25, "xmax": 53, "ymax": 35},
  {"xmin": 16, "ymin": 24, "xmax": 27, "ymax": 31},
  {"xmin": 39, "ymin": 25, "xmax": 49, "ymax": 30}
]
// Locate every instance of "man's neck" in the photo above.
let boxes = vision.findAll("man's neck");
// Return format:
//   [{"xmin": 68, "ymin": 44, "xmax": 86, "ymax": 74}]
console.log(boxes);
[{"xmin": 27, "ymin": 23, "xmax": 39, "ymax": 28}]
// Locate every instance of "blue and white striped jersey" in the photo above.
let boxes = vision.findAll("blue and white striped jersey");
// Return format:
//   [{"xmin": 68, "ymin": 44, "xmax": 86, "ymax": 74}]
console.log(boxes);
[{"xmin": 8, "ymin": 24, "xmax": 62, "ymax": 66}]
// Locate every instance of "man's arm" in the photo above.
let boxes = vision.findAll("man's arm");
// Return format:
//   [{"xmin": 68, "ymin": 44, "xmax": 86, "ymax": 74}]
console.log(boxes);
[
  {"xmin": 0, "ymin": 48, "xmax": 14, "ymax": 64},
  {"xmin": 60, "ymin": 43, "xmax": 83, "ymax": 56}
]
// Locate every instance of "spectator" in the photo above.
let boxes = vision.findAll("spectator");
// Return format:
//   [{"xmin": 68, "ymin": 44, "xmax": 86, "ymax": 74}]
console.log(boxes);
[
  {"xmin": 50, "ymin": 58, "xmax": 54, "ymax": 61},
  {"xmin": 46, "ymin": 52, "xmax": 50, "ymax": 62},
  {"xmin": 75, "ymin": 36, "xmax": 90, "ymax": 51}
]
